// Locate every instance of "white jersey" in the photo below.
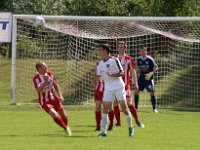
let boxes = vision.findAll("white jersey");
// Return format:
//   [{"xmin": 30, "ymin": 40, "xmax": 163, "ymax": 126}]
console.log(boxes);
[{"xmin": 97, "ymin": 57, "xmax": 125, "ymax": 91}]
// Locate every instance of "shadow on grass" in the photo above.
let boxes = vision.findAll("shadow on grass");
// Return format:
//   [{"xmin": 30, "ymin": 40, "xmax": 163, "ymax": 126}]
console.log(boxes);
[
  {"xmin": 73, "ymin": 125, "xmax": 95, "ymax": 128},
  {"xmin": 0, "ymin": 134, "xmax": 96, "ymax": 138}
]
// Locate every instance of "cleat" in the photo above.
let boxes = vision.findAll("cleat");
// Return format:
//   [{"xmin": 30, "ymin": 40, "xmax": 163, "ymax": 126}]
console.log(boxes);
[
  {"xmin": 115, "ymin": 123, "xmax": 122, "ymax": 127},
  {"xmin": 136, "ymin": 122, "xmax": 145, "ymax": 128},
  {"xmin": 129, "ymin": 127, "xmax": 134, "ymax": 137},
  {"xmin": 94, "ymin": 127, "xmax": 101, "ymax": 131},
  {"xmin": 153, "ymin": 109, "xmax": 158, "ymax": 113},
  {"xmin": 107, "ymin": 124, "xmax": 113, "ymax": 131},
  {"xmin": 65, "ymin": 126, "xmax": 72, "ymax": 136},
  {"xmin": 98, "ymin": 132, "xmax": 107, "ymax": 137}
]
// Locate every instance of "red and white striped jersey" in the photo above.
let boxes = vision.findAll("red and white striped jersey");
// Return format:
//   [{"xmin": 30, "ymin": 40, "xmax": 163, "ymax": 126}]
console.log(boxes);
[
  {"xmin": 95, "ymin": 61, "xmax": 104, "ymax": 92},
  {"xmin": 116, "ymin": 54, "xmax": 135, "ymax": 89},
  {"xmin": 33, "ymin": 71, "xmax": 60, "ymax": 106}
]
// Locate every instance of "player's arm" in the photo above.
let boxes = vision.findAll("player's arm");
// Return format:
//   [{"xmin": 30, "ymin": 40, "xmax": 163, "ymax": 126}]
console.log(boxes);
[
  {"xmin": 35, "ymin": 76, "xmax": 48, "ymax": 93},
  {"xmin": 95, "ymin": 63, "xmax": 102, "ymax": 80},
  {"xmin": 108, "ymin": 58, "xmax": 124, "ymax": 77},
  {"xmin": 135, "ymin": 59, "xmax": 141, "ymax": 74},
  {"xmin": 53, "ymin": 76, "xmax": 64, "ymax": 101},
  {"xmin": 130, "ymin": 58, "xmax": 139, "ymax": 92},
  {"xmin": 108, "ymin": 70, "xmax": 124, "ymax": 77},
  {"xmin": 153, "ymin": 64, "xmax": 158, "ymax": 73},
  {"xmin": 91, "ymin": 65, "xmax": 98, "ymax": 86},
  {"xmin": 145, "ymin": 57, "xmax": 158, "ymax": 80}
]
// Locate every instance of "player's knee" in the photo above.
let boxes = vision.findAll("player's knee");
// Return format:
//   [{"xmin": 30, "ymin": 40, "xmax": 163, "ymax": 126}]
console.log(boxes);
[
  {"xmin": 121, "ymin": 105, "xmax": 128, "ymax": 113},
  {"xmin": 96, "ymin": 106, "xmax": 101, "ymax": 112},
  {"xmin": 49, "ymin": 108, "xmax": 58, "ymax": 118},
  {"xmin": 126, "ymin": 98, "xmax": 132, "ymax": 106},
  {"xmin": 113, "ymin": 100, "xmax": 119, "ymax": 106},
  {"xmin": 134, "ymin": 91, "xmax": 139, "ymax": 96}
]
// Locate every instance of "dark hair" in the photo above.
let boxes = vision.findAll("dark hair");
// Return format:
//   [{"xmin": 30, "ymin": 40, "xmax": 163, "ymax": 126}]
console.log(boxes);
[
  {"xmin": 35, "ymin": 61, "xmax": 43, "ymax": 71},
  {"xmin": 117, "ymin": 40, "xmax": 127, "ymax": 48},
  {"xmin": 99, "ymin": 44, "xmax": 112, "ymax": 53},
  {"xmin": 142, "ymin": 47, "xmax": 148, "ymax": 51}
]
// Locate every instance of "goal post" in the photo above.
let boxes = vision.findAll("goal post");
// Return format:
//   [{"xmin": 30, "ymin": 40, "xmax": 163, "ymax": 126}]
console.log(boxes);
[{"xmin": 11, "ymin": 15, "xmax": 200, "ymax": 109}]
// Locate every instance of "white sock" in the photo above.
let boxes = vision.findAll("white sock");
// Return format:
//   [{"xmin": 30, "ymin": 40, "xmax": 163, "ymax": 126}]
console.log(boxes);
[
  {"xmin": 102, "ymin": 114, "xmax": 108, "ymax": 134},
  {"xmin": 125, "ymin": 112, "xmax": 133, "ymax": 128}
]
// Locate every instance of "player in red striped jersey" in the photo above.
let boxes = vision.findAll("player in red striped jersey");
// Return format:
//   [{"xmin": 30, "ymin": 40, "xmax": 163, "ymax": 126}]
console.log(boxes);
[
  {"xmin": 113, "ymin": 41, "xmax": 144, "ymax": 128},
  {"xmin": 33, "ymin": 61, "xmax": 71, "ymax": 135},
  {"xmin": 92, "ymin": 62, "xmax": 114, "ymax": 131}
]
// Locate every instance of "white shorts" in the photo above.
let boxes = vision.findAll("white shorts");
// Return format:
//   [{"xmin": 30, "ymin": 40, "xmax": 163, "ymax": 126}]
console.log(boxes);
[{"xmin": 103, "ymin": 87, "xmax": 126, "ymax": 102}]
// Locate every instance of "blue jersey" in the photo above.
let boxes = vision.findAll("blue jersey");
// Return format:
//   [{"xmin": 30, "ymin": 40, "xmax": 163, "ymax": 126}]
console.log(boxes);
[{"xmin": 137, "ymin": 55, "xmax": 156, "ymax": 79}]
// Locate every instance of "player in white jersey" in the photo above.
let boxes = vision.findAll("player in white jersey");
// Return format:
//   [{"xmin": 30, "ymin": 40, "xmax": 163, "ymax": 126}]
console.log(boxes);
[{"xmin": 96, "ymin": 44, "xmax": 134, "ymax": 137}]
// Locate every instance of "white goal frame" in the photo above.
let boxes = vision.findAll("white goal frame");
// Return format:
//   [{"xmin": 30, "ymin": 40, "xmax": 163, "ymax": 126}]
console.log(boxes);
[{"xmin": 11, "ymin": 15, "xmax": 200, "ymax": 105}]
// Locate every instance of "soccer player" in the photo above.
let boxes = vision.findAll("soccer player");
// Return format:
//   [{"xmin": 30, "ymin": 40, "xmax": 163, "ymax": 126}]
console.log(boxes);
[
  {"xmin": 134, "ymin": 47, "xmax": 159, "ymax": 113},
  {"xmin": 113, "ymin": 41, "xmax": 144, "ymax": 128},
  {"xmin": 96, "ymin": 44, "xmax": 134, "ymax": 137},
  {"xmin": 92, "ymin": 62, "xmax": 114, "ymax": 131},
  {"xmin": 33, "ymin": 61, "xmax": 71, "ymax": 135}
]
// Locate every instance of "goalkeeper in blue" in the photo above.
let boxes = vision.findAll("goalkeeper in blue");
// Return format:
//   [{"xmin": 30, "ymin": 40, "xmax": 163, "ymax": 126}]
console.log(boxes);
[{"xmin": 134, "ymin": 47, "xmax": 159, "ymax": 113}]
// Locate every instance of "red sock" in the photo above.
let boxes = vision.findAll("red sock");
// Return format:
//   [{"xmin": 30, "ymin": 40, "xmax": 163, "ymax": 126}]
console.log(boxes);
[
  {"xmin": 62, "ymin": 117, "xmax": 68, "ymax": 126},
  {"xmin": 114, "ymin": 105, "xmax": 121, "ymax": 124},
  {"xmin": 95, "ymin": 111, "xmax": 101, "ymax": 128},
  {"xmin": 128, "ymin": 104, "xmax": 139, "ymax": 123},
  {"xmin": 108, "ymin": 110, "xmax": 114, "ymax": 126},
  {"xmin": 54, "ymin": 116, "xmax": 66, "ymax": 129}
]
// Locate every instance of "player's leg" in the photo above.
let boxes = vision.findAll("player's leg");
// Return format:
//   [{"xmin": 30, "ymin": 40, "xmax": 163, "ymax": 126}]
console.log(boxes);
[
  {"xmin": 107, "ymin": 107, "xmax": 114, "ymax": 131},
  {"xmin": 146, "ymin": 80, "xmax": 158, "ymax": 113},
  {"xmin": 134, "ymin": 78, "xmax": 144, "ymax": 110},
  {"xmin": 44, "ymin": 105, "xmax": 67, "ymax": 130},
  {"xmin": 95, "ymin": 100, "xmax": 102, "ymax": 131},
  {"xmin": 57, "ymin": 109, "xmax": 72, "ymax": 135},
  {"xmin": 150, "ymin": 91, "xmax": 158, "ymax": 113},
  {"xmin": 126, "ymin": 90, "xmax": 144, "ymax": 128},
  {"xmin": 98, "ymin": 90, "xmax": 113, "ymax": 137},
  {"xmin": 53, "ymin": 98, "xmax": 72, "ymax": 135},
  {"xmin": 134, "ymin": 91, "xmax": 139, "ymax": 109},
  {"xmin": 99, "ymin": 101, "xmax": 112, "ymax": 137},
  {"xmin": 113, "ymin": 98, "xmax": 121, "ymax": 126},
  {"xmin": 115, "ymin": 88, "xmax": 134, "ymax": 136}
]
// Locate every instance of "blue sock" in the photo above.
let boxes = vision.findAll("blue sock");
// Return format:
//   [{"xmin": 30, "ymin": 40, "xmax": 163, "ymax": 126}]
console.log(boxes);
[
  {"xmin": 151, "ymin": 95, "xmax": 156, "ymax": 110},
  {"xmin": 134, "ymin": 95, "xmax": 139, "ymax": 109}
]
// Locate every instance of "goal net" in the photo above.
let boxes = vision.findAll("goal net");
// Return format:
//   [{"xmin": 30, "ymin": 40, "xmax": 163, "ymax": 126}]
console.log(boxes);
[{"xmin": 11, "ymin": 16, "xmax": 200, "ymax": 109}]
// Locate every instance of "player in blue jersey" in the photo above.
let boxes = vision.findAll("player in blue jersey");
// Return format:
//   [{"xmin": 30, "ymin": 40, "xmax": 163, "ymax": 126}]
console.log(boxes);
[{"xmin": 134, "ymin": 47, "xmax": 159, "ymax": 113}]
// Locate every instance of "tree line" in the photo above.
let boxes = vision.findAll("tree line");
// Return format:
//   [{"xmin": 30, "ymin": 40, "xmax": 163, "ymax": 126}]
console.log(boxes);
[{"xmin": 0, "ymin": 0, "xmax": 200, "ymax": 16}]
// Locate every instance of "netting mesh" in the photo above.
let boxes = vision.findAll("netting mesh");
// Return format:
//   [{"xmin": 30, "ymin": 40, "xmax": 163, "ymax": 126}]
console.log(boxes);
[{"xmin": 13, "ymin": 17, "xmax": 200, "ymax": 108}]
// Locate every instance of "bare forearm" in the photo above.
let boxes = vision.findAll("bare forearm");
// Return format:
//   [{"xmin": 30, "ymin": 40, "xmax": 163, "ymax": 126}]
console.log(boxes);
[
  {"xmin": 132, "ymin": 69, "xmax": 138, "ymax": 85},
  {"xmin": 54, "ymin": 83, "xmax": 62, "ymax": 97},
  {"xmin": 153, "ymin": 65, "xmax": 158, "ymax": 73},
  {"xmin": 37, "ymin": 82, "xmax": 47, "ymax": 93},
  {"xmin": 108, "ymin": 72, "xmax": 124, "ymax": 77}
]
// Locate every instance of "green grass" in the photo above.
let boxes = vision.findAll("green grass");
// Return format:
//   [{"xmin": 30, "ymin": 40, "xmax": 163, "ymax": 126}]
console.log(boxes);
[{"xmin": 0, "ymin": 101, "xmax": 200, "ymax": 150}]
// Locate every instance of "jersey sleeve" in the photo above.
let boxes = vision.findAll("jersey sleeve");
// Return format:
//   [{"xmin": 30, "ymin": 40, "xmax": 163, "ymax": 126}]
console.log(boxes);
[
  {"xmin": 33, "ymin": 76, "xmax": 40, "ymax": 90},
  {"xmin": 96, "ymin": 63, "xmax": 102, "ymax": 76},
  {"xmin": 148, "ymin": 56, "xmax": 156, "ymax": 66},
  {"xmin": 48, "ymin": 71, "xmax": 57, "ymax": 83}
]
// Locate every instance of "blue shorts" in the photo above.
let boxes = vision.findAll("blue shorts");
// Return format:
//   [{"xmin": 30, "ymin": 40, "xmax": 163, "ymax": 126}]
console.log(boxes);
[{"xmin": 138, "ymin": 77, "xmax": 154, "ymax": 92}]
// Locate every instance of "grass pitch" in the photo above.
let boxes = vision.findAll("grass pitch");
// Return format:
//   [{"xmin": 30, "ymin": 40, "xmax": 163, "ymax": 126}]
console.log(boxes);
[{"xmin": 0, "ymin": 102, "xmax": 200, "ymax": 150}]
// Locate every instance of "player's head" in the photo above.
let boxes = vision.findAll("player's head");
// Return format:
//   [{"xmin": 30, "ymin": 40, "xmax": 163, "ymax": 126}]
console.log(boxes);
[
  {"xmin": 117, "ymin": 41, "xmax": 127, "ymax": 54},
  {"xmin": 35, "ymin": 61, "xmax": 48, "ymax": 74},
  {"xmin": 140, "ymin": 47, "xmax": 148, "ymax": 57},
  {"xmin": 99, "ymin": 44, "xmax": 111, "ymax": 58}
]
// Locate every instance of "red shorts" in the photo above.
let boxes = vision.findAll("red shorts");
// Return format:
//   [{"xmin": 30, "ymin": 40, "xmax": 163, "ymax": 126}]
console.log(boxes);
[
  {"xmin": 41, "ymin": 99, "xmax": 64, "ymax": 113},
  {"xmin": 125, "ymin": 86, "xmax": 132, "ymax": 99},
  {"xmin": 94, "ymin": 90, "xmax": 103, "ymax": 102}
]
